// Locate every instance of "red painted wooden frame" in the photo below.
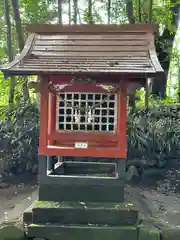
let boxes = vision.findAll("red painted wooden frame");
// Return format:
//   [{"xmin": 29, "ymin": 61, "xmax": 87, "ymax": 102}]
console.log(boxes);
[{"xmin": 39, "ymin": 75, "xmax": 127, "ymax": 158}]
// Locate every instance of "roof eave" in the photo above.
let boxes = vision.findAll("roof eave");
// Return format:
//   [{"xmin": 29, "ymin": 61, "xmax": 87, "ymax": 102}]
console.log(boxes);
[
  {"xmin": 1, "ymin": 69, "xmax": 159, "ymax": 78},
  {"xmin": 26, "ymin": 23, "xmax": 158, "ymax": 35},
  {"xmin": 0, "ymin": 34, "xmax": 35, "ymax": 78}
]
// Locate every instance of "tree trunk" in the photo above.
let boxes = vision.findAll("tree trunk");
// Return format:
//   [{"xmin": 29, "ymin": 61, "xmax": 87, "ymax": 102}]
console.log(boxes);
[
  {"xmin": 135, "ymin": 0, "xmax": 141, "ymax": 22},
  {"xmin": 11, "ymin": 0, "xmax": 29, "ymax": 102},
  {"xmin": 88, "ymin": 0, "xmax": 93, "ymax": 23},
  {"xmin": 126, "ymin": 0, "xmax": 135, "ymax": 23},
  {"xmin": 58, "ymin": 0, "xmax": 62, "ymax": 24},
  {"xmin": 152, "ymin": 0, "xmax": 180, "ymax": 98},
  {"xmin": 73, "ymin": 0, "xmax": 78, "ymax": 23},
  {"xmin": 107, "ymin": 0, "xmax": 111, "ymax": 23},
  {"xmin": 126, "ymin": 0, "xmax": 136, "ymax": 111},
  {"xmin": 4, "ymin": 0, "xmax": 15, "ymax": 107},
  {"xmin": 68, "ymin": 0, "xmax": 71, "ymax": 24},
  {"xmin": 148, "ymin": 0, "xmax": 153, "ymax": 23}
]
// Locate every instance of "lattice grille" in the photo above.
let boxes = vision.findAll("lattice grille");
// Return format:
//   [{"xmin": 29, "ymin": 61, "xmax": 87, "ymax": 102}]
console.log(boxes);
[{"xmin": 57, "ymin": 92, "xmax": 117, "ymax": 132}]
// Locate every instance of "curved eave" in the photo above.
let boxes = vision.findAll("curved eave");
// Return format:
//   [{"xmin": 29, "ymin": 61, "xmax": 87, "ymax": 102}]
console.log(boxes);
[
  {"xmin": 148, "ymin": 33, "xmax": 164, "ymax": 73},
  {"xmin": 1, "ymin": 34, "xmax": 35, "ymax": 79}
]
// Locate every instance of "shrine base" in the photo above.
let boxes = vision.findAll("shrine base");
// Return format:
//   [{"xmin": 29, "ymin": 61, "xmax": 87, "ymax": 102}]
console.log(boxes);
[{"xmin": 23, "ymin": 156, "xmax": 161, "ymax": 240}]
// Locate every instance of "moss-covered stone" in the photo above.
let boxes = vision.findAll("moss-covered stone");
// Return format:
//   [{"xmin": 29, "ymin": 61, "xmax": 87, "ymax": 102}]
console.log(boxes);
[
  {"xmin": 0, "ymin": 226, "xmax": 27, "ymax": 240},
  {"xmin": 138, "ymin": 224, "xmax": 160, "ymax": 240},
  {"xmin": 162, "ymin": 227, "xmax": 180, "ymax": 240},
  {"xmin": 34, "ymin": 200, "xmax": 135, "ymax": 210},
  {"xmin": 33, "ymin": 201, "xmax": 138, "ymax": 226},
  {"xmin": 28, "ymin": 224, "xmax": 138, "ymax": 240}
]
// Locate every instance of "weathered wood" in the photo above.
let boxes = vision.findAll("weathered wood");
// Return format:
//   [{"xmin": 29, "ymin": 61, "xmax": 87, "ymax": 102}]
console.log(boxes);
[
  {"xmin": 38, "ymin": 184, "xmax": 124, "ymax": 202},
  {"xmin": 31, "ymin": 50, "xmax": 148, "ymax": 57},
  {"xmin": 28, "ymin": 224, "xmax": 137, "ymax": 240},
  {"xmin": 38, "ymin": 34, "xmax": 147, "ymax": 40},
  {"xmin": 32, "ymin": 201, "xmax": 138, "ymax": 226},
  {"xmin": 28, "ymin": 55, "xmax": 150, "ymax": 60},
  {"xmin": 35, "ymin": 39, "xmax": 148, "ymax": 46},
  {"xmin": 22, "ymin": 62, "xmax": 153, "ymax": 68},
  {"xmin": 32, "ymin": 45, "xmax": 148, "ymax": 52},
  {"xmin": 27, "ymin": 23, "xmax": 157, "ymax": 33}
]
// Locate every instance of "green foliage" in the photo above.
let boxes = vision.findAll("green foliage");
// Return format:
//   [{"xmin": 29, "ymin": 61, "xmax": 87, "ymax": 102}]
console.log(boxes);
[
  {"xmin": 0, "ymin": 73, "xmax": 9, "ymax": 108},
  {"xmin": 127, "ymin": 105, "xmax": 180, "ymax": 168},
  {"xmin": 152, "ymin": 1, "xmax": 173, "ymax": 28},
  {"xmin": 20, "ymin": 0, "xmax": 57, "ymax": 24},
  {"xmin": 0, "ymin": 103, "xmax": 39, "ymax": 174}
]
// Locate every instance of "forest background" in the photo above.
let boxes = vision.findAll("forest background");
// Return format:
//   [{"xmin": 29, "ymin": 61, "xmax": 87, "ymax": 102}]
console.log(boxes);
[{"xmin": 0, "ymin": 0, "xmax": 180, "ymax": 176}]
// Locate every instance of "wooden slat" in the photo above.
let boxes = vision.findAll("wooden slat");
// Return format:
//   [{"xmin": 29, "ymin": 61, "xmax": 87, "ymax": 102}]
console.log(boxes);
[
  {"xmin": 38, "ymin": 34, "xmax": 148, "ymax": 40},
  {"xmin": 35, "ymin": 40, "xmax": 148, "ymax": 46},
  {"xmin": 9, "ymin": 69, "xmax": 156, "ymax": 76},
  {"xmin": 24, "ymin": 60, "xmax": 151, "ymax": 65},
  {"xmin": 32, "ymin": 45, "xmax": 148, "ymax": 52},
  {"xmin": 31, "ymin": 51, "xmax": 148, "ymax": 57},
  {"xmin": 15, "ymin": 66, "xmax": 155, "ymax": 72},
  {"xmin": 27, "ymin": 55, "xmax": 149, "ymax": 60},
  {"xmin": 23, "ymin": 62, "xmax": 153, "ymax": 68},
  {"xmin": 23, "ymin": 57, "xmax": 151, "ymax": 65},
  {"xmin": 27, "ymin": 23, "xmax": 157, "ymax": 33}
]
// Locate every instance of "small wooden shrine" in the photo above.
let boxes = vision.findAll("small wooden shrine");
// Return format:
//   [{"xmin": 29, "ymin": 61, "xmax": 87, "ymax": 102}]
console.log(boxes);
[{"xmin": 1, "ymin": 24, "xmax": 163, "ymax": 240}]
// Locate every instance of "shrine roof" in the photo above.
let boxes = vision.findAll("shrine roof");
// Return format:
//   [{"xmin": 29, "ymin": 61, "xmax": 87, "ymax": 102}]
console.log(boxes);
[{"xmin": 1, "ymin": 24, "xmax": 164, "ymax": 77}]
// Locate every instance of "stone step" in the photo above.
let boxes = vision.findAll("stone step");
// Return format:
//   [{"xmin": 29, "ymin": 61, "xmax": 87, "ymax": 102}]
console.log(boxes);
[
  {"xmin": 39, "ymin": 183, "xmax": 124, "ymax": 202},
  {"xmin": 32, "ymin": 201, "xmax": 139, "ymax": 226},
  {"xmin": 28, "ymin": 224, "xmax": 138, "ymax": 240}
]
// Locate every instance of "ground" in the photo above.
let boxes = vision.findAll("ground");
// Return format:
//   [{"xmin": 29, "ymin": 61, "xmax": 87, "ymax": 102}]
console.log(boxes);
[
  {"xmin": 1, "ymin": 168, "xmax": 180, "ymax": 228},
  {"xmin": 0, "ymin": 175, "xmax": 37, "ymax": 225}
]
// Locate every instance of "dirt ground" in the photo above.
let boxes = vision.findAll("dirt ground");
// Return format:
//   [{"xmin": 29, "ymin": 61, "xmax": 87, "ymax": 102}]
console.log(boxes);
[
  {"xmin": 0, "ymin": 175, "xmax": 38, "ymax": 225},
  {"xmin": 126, "ymin": 167, "xmax": 180, "ymax": 227},
  {"xmin": 1, "ymin": 168, "xmax": 180, "ymax": 227}
]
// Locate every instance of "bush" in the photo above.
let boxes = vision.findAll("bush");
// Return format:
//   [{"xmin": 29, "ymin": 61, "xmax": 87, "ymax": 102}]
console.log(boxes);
[
  {"xmin": 127, "ymin": 105, "xmax": 180, "ymax": 168},
  {"xmin": 0, "ymin": 102, "xmax": 39, "ymax": 175},
  {"xmin": 0, "ymin": 102, "xmax": 180, "ymax": 175}
]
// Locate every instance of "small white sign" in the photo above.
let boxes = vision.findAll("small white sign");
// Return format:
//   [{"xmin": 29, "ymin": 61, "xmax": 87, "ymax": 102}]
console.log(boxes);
[{"xmin": 75, "ymin": 142, "xmax": 88, "ymax": 149}]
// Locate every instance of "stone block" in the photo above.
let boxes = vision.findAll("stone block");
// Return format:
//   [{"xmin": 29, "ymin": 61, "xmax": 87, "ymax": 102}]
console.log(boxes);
[
  {"xmin": 0, "ymin": 225, "xmax": 27, "ymax": 240},
  {"xmin": 28, "ymin": 224, "xmax": 138, "ymax": 240},
  {"xmin": 138, "ymin": 224, "xmax": 160, "ymax": 240}
]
